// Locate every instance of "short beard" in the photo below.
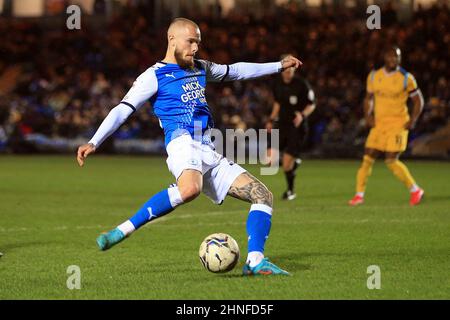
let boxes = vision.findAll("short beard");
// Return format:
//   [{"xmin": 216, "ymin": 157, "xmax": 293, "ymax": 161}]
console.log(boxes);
[{"xmin": 174, "ymin": 47, "xmax": 194, "ymax": 68}]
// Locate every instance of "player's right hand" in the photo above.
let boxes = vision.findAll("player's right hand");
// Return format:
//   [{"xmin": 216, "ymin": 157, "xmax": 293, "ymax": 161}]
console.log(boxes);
[
  {"xmin": 365, "ymin": 116, "xmax": 375, "ymax": 128},
  {"xmin": 281, "ymin": 55, "xmax": 303, "ymax": 70},
  {"xmin": 265, "ymin": 121, "xmax": 273, "ymax": 133},
  {"xmin": 77, "ymin": 143, "xmax": 96, "ymax": 167}
]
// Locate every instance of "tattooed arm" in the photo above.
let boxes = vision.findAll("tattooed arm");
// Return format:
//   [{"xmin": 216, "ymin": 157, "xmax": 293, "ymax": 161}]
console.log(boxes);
[{"xmin": 227, "ymin": 172, "xmax": 273, "ymax": 207}]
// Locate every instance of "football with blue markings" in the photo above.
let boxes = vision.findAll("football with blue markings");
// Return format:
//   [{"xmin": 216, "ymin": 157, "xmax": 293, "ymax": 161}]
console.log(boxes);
[{"xmin": 199, "ymin": 233, "xmax": 240, "ymax": 273}]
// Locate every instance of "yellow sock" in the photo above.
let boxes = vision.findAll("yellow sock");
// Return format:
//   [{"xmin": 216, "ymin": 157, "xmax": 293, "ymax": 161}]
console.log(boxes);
[
  {"xmin": 356, "ymin": 155, "xmax": 375, "ymax": 193},
  {"xmin": 385, "ymin": 160, "xmax": 416, "ymax": 189}
]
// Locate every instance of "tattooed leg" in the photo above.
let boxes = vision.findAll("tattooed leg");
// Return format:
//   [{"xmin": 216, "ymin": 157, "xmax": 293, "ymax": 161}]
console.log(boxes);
[
  {"xmin": 228, "ymin": 172, "xmax": 289, "ymax": 273},
  {"xmin": 228, "ymin": 172, "xmax": 273, "ymax": 207},
  {"xmin": 229, "ymin": 171, "xmax": 275, "ymax": 268}
]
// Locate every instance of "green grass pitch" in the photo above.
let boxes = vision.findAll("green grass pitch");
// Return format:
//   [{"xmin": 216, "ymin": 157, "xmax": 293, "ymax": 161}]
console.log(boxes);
[{"xmin": 0, "ymin": 155, "xmax": 449, "ymax": 299}]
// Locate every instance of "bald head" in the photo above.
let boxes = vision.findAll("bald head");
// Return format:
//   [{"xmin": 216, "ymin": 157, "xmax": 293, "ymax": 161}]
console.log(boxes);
[
  {"xmin": 164, "ymin": 18, "xmax": 201, "ymax": 68},
  {"xmin": 168, "ymin": 18, "xmax": 199, "ymax": 38},
  {"xmin": 384, "ymin": 45, "xmax": 401, "ymax": 71}
]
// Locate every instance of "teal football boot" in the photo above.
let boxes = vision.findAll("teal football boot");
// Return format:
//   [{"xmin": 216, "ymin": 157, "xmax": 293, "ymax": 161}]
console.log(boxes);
[
  {"xmin": 243, "ymin": 258, "xmax": 290, "ymax": 276},
  {"xmin": 96, "ymin": 228, "xmax": 126, "ymax": 251}
]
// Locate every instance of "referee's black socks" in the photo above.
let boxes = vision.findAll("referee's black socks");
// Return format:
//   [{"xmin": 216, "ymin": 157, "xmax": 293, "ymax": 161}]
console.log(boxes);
[
  {"xmin": 292, "ymin": 161, "xmax": 299, "ymax": 172},
  {"xmin": 284, "ymin": 168, "xmax": 296, "ymax": 192}
]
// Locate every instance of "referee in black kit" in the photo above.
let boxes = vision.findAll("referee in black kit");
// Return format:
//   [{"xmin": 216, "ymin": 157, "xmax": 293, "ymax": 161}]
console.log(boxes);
[{"xmin": 266, "ymin": 54, "xmax": 316, "ymax": 200}]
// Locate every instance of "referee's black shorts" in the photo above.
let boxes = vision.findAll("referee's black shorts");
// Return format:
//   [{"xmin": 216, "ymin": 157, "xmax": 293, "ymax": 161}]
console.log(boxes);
[{"xmin": 269, "ymin": 123, "xmax": 308, "ymax": 158}]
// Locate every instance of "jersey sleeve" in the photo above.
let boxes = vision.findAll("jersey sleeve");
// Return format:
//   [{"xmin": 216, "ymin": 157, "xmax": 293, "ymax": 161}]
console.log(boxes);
[
  {"xmin": 406, "ymin": 73, "xmax": 419, "ymax": 96},
  {"xmin": 88, "ymin": 104, "xmax": 134, "ymax": 147},
  {"xmin": 198, "ymin": 59, "xmax": 282, "ymax": 82},
  {"xmin": 366, "ymin": 71, "xmax": 375, "ymax": 94},
  {"xmin": 87, "ymin": 68, "xmax": 158, "ymax": 148},
  {"xmin": 307, "ymin": 88, "xmax": 315, "ymax": 104},
  {"xmin": 121, "ymin": 67, "xmax": 158, "ymax": 111},
  {"xmin": 302, "ymin": 79, "xmax": 315, "ymax": 104}
]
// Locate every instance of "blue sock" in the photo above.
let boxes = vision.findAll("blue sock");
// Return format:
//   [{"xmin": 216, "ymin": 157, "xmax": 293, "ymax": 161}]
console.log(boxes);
[
  {"xmin": 129, "ymin": 187, "xmax": 182, "ymax": 230},
  {"xmin": 246, "ymin": 204, "xmax": 273, "ymax": 253}
]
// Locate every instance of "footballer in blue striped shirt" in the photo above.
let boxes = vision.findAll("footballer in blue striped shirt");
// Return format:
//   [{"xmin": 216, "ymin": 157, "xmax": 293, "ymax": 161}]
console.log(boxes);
[{"xmin": 77, "ymin": 18, "xmax": 302, "ymax": 276}]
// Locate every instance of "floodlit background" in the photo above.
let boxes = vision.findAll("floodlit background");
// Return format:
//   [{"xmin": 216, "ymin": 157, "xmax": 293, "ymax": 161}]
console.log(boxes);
[{"xmin": 0, "ymin": 0, "xmax": 448, "ymax": 158}]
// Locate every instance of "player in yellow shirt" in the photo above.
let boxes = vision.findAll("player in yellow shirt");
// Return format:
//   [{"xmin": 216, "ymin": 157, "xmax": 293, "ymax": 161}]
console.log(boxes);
[{"xmin": 349, "ymin": 46, "xmax": 425, "ymax": 206}]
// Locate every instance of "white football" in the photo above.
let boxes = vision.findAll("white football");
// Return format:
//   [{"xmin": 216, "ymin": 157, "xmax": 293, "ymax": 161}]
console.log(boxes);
[{"xmin": 199, "ymin": 233, "xmax": 240, "ymax": 273}]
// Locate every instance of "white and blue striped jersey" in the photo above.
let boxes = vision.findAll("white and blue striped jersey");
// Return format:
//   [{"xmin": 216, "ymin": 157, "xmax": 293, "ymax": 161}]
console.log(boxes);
[{"xmin": 88, "ymin": 59, "xmax": 282, "ymax": 148}]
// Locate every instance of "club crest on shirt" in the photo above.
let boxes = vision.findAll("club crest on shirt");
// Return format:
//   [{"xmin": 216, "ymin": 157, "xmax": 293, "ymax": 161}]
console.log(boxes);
[{"xmin": 188, "ymin": 159, "xmax": 199, "ymax": 166}]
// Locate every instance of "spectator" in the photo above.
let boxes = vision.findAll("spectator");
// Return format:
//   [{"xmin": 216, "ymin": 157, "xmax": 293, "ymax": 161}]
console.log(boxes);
[{"xmin": 0, "ymin": 3, "xmax": 448, "ymax": 156}]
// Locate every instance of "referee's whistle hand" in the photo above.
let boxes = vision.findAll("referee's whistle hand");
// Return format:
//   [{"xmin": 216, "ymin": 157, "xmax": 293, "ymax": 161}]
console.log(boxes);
[{"xmin": 293, "ymin": 112, "xmax": 304, "ymax": 128}]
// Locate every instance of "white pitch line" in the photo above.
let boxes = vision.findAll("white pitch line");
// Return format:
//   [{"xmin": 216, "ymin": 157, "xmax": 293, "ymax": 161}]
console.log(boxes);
[
  {"xmin": 0, "ymin": 217, "xmax": 434, "ymax": 233},
  {"xmin": 0, "ymin": 209, "xmax": 251, "ymax": 233}
]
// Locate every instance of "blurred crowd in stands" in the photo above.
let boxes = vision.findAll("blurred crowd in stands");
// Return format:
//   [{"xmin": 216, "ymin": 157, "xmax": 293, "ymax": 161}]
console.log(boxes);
[{"xmin": 0, "ymin": 1, "xmax": 448, "ymax": 157}]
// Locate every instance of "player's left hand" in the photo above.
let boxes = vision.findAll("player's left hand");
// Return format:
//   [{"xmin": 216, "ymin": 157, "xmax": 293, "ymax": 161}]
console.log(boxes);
[
  {"xmin": 293, "ymin": 111, "xmax": 303, "ymax": 128},
  {"xmin": 281, "ymin": 55, "xmax": 303, "ymax": 70}
]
